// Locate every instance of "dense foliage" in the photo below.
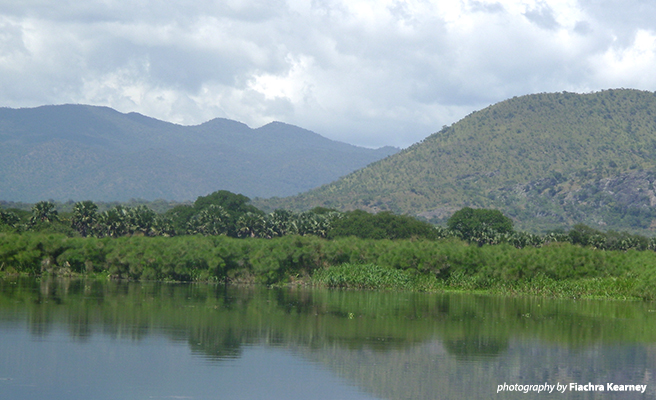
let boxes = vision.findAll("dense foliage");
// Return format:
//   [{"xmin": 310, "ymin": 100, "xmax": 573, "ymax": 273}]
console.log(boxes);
[
  {"xmin": 2, "ymin": 233, "xmax": 656, "ymax": 299},
  {"xmin": 446, "ymin": 207, "xmax": 513, "ymax": 240},
  {"xmin": 166, "ymin": 190, "xmax": 265, "ymax": 236},
  {"xmin": 5, "ymin": 195, "xmax": 656, "ymax": 299},
  {"xmin": 4, "ymin": 196, "xmax": 656, "ymax": 253},
  {"xmin": 327, "ymin": 210, "xmax": 439, "ymax": 240},
  {"xmin": 0, "ymin": 192, "xmax": 345, "ymax": 240}
]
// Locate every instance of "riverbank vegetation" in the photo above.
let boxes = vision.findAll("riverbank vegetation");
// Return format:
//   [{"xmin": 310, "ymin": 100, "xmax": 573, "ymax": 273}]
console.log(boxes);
[
  {"xmin": 1, "ymin": 232, "xmax": 656, "ymax": 300},
  {"xmin": 3, "ymin": 191, "xmax": 656, "ymax": 300}
]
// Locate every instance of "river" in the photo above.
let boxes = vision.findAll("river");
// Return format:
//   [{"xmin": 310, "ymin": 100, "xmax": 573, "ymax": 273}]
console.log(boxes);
[{"xmin": 0, "ymin": 278, "xmax": 654, "ymax": 399}]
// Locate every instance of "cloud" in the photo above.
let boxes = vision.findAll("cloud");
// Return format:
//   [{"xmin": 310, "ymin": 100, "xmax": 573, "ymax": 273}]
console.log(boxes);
[
  {"xmin": 1, "ymin": 0, "xmax": 656, "ymax": 148},
  {"xmin": 524, "ymin": 4, "xmax": 559, "ymax": 30}
]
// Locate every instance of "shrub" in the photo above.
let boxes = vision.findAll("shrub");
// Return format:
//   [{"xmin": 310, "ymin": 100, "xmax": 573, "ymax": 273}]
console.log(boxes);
[
  {"xmin": 328, "ymin": 210, "xmax": 438, "ymax": 240},
  {"xmin": 447, "ymin": 207, "xmax": 513, "ymax": 242}
]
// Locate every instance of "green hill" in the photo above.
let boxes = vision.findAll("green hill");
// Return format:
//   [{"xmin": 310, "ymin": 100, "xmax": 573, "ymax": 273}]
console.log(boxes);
[{"xmin": 256, "ymin": 89, "xmax": 656, "ymax": 233}]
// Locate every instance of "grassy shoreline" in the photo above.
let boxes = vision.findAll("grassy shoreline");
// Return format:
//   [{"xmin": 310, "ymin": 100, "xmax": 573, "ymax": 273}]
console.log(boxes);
[
  {"xmin": 0, "ymin": 270, "xmax": 644, "ymax": 301},
  {"xmin": 309, "ymin": 263, "xmax": 644, "ymax": 301},
  {"xmin": 1, "ymin": 232, "xmax": 655, "ymax": 301}
]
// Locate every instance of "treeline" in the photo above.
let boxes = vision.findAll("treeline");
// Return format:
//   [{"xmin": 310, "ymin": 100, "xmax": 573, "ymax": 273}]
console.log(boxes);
[
  {"xmin": 436, "ymin": 207, "xmax": 656, "ymax": 252},
  {"xmin": 0, "ymin": 191, "xmax": 438, "ymax": 241},
  {"xmin": 0, "ymin": 191, "xmax": 334, "ymax": 239},
  {"xmin": 3, "ymin": 192, "xmax": 656, "ymax": 253}
]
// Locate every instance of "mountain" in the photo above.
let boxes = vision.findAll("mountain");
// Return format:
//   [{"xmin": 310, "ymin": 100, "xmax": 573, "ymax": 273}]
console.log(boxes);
[
  {"xmin": 0, "ymin": 105, "xmax": 398, "ymax": 202},
  {"xmin": 256, "ymin": 89, "xmax": 656, "ymax": 233}
]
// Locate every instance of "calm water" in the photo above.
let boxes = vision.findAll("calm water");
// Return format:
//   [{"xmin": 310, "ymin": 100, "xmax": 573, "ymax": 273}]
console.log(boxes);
[{"xmin": 0, "ymin": 278, "xmax": 655, "ymax": 399}]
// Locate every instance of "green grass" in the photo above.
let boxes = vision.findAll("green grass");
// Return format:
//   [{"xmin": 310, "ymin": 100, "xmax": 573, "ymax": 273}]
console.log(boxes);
[
  {"xmin": 312, "ymin": 263, "xmax": 412, "ymax": 290},
  {"xmin": 311, "ymin": 264, "xmax": 644, "ymax": 301}
]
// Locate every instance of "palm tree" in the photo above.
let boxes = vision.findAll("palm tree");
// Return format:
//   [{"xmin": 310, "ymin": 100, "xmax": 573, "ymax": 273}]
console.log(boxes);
[
  {"xmin": 127, "ymin": 205, "xmax": 157, "ymax": 236},
  {"xmin": 94, "ymin": 205, "xmax": 170, "ymax": 237},
  {"xmin": 187, "ymin": 205, "xmax": 230, "ymax": 236},
  {"xmin": 237, "ymin": 212, "xmax": 267, "ymax": 238},
  {"xmin": 96, "ymin": 206, "xmax": 130, "ymax": 238},
  {"xmin": 267, "ymin": 209, "xmax": 298, "ymax": 237},
  {"xmin": 29, "ymin": 201, "xmax": 59, "ymax": 226},
  {"xmin": 71, "ymin": 201, "xmax": 98, "ymax": 237},
  {"xmin": 0, "ymin": 210, "xmax": 20, "ymax": 228},
  {"xmin": 151, "ymin": 215, "xmax": 176, "ymax": 237},
  {"xmin": 294, "ymin": 211, "xmax": 341, "ymax": 238}
]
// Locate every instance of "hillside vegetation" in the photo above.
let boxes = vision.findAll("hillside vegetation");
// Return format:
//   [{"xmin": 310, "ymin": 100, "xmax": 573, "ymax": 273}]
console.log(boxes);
[{"xmin": 257, "ymin": 89, "xmax": 656, "ymax": 233}]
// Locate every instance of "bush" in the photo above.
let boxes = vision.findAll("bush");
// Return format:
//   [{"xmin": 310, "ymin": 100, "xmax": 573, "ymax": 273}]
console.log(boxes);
[
  {"xmin": 447, "ymin": 207, "xmax": 513, "ymax": 241},
  {"xmin": 1, "ymin": 232, "xmax": 655, "ymax": 297},
  {"xmin": 328, "ymin": 210, "xmax": 438, "ymax": 240}
]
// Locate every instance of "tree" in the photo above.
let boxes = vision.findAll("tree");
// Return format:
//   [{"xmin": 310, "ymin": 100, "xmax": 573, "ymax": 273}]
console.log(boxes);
[
  {"xmin": 237, "ymin": 212, "xmax": 267, "ymax": 238},
  {"xmin": 128, "ymin": 205, "xmax": 158, "ymax": 236},
  {"xmin": 567, "ymin": 223, "xmax": 603, "ymax": 247},
  {"xmin": 29, "ymin": 201, "xmax": 59, "ymax": 225},
  {"xmin": 71, "ymin": 201, "xmax": 98, "ymax": 237},
  {"xmin": 267, "ymin": 209, "xmax": 298, "ymax": 237},
  {"xmin": 187, "ymin": 205, "xmax": 230, "ymax": 236},
  {"xmin": 165, "ymin": 205, "xmax": 197, "ymax": 235},
  {"xmin": 194, "ymin": 190, "xmax": 261, "ymax": 215},
  {"xmin": 0, "ymin": 210, "xmax": 20, "ymax": 228},
  {"xmin": 327, "ymin": 210, "xmax": 436, "ymax": 240},
  {"xmin": 150, "ymin": 215, "xmax": 176, "ymax": 237},
  {"xmin": 192, "ymin": 190, "xmax": 264, "ymax": 237},
  {"xmin": 96, "ymin": 206, "xmax": 130, "ymax": 238},
  {"xmin": 447, "ymin": 207, "xmax": 513, "ymax": 242}
]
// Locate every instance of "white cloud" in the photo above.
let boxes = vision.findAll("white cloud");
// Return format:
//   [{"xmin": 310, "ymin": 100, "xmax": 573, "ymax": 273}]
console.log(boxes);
[
  {"xmin": 248, "ymin": 54, "xmax": 316, "ymax": 104},
  {"xmin": 1, "ymin": 0, "xmax": 656, "ymax": 147},
  {"xmin": 595, "ymin": 29, "xmax": 656, "ymax": 87}
]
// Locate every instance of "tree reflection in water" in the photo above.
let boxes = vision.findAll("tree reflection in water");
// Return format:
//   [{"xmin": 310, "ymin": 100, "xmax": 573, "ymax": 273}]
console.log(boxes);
[{"xmin": 0, "ymin": 277, "xmax": 655, "ymax": 399}]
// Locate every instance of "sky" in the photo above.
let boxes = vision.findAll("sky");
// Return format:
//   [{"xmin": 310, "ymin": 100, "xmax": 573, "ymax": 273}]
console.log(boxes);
[{"xmin": 1, "ymin": 0, "xmax": 656, "ymax": 149}]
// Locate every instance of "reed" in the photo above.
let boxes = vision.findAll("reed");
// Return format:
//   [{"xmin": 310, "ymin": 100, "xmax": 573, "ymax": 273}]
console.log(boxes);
[{"xmin": 2, "ymin": 232, "xmax": 656, "ymax": 300}]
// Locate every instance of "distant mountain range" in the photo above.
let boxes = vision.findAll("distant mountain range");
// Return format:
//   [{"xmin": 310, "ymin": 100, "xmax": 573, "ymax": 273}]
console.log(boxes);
[
  {"xmin": 258, "ymin": 89, "xmax": 656, "ymax": 233},
  {"xmin": 0, "ymin": 105, "xmax": 398, "ymax": 202}
]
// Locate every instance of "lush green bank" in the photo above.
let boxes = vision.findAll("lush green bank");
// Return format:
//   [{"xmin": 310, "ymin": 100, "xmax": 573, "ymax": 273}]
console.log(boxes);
[{"xmin": 2, "ymin": 232, "xmax": 656, "ymax": 300}]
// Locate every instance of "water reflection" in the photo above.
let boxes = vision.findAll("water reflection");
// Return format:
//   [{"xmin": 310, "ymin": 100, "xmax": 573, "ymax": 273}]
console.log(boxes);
[
  {"xmin": 442, "ymin": 337, "xmax": 509, "ymax": 360},
  {"xmin": 0, "ymin": 277, "xmax": 655, "ymax": 399}
]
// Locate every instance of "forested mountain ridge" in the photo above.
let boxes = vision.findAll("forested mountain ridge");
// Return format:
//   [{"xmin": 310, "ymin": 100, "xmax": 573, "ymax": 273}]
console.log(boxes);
[
  {"xmin": 0, "ymin": 105, "xmax": 398, "ymax": 202},
  {"xmin": 257, "ymin": 89, "xmax": 656, "ymax": 233}
]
